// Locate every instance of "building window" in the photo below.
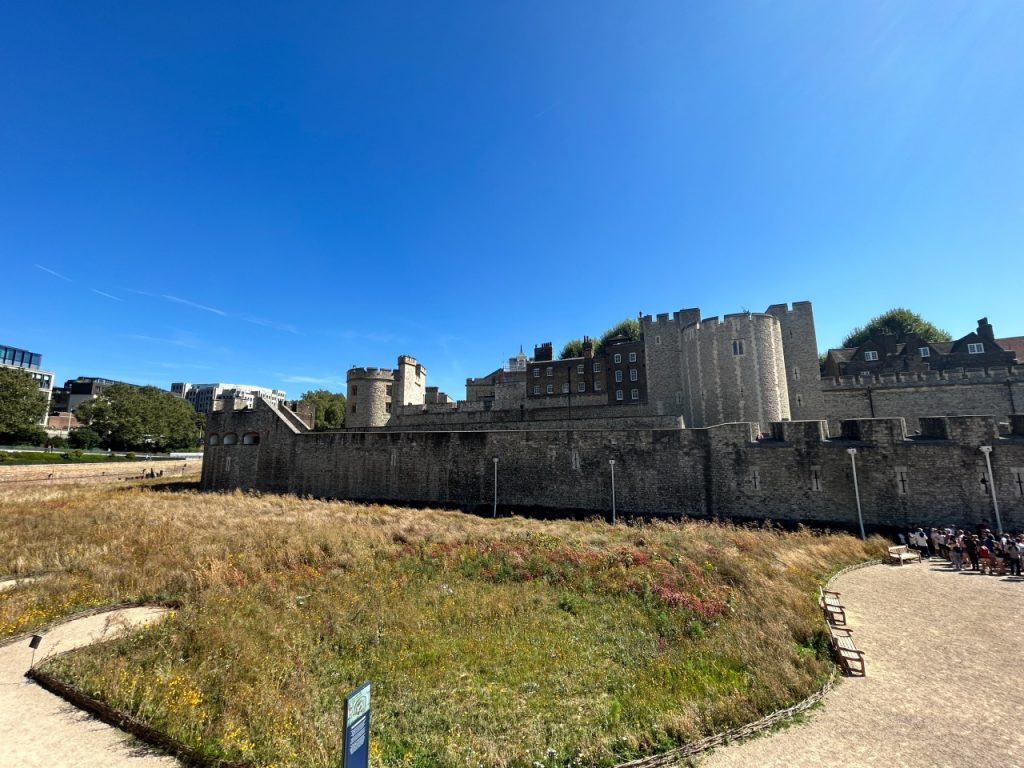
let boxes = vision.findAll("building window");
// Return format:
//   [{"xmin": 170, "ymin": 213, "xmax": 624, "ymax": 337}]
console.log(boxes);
[
  {"xmin": 749, "ymin": 467, "xmax": 760, "ymax": 491},
  {"xmin": 561, "ymin": 383, "xmax": 569, "ymax": 394},
  {"xmin": 385, "ymin": 402, "xmax": 392, "ymax": 413},
  {"xmin": 967, "ymin": 343, "xmax": 984, "ymax": 354},
  {"xmin": 629, "ymin": 352, "xmax": 637, "ymax": 362},
  {"xmin": 576, "ymin": 363, "xmax": 584, "ymax": 374},
  {"xmin": 593, "ymin": 362, "xmax": 601, "ymax": 373},
  {"xmin": 919, "ymin": 347, "xmax": 931, "ymax": 358},
  {"xmin": 615, "ymin": 370, "xmax": 623, "ymax": 383},
  {"xmin": 594, "ymin": 381, "xmax": 602, "ymax": 392},
  {"xmin": 533, "ymin": 368, "xmax": 539, "ymax": 378},
  {"xmin": 242, "ymin": 432, "xmax": 260, "ymax": 445},
  {"xmin": 629, "ymin": 369, "xmax": 638, "ymax": 382},
  {"xmin": 795, "ymin": 394, "xmax": 803, "ymax": 407},
  {"xmin": 732, "ymin": 339, "xmax": 744, "ymax": 356},
  {"xmin": 222, "ymin": 433, "xmax": 238, "ymax": 446},
  {"xmin": 631, "ymin": 389, "xmax": 639, "ymax": 400},
  {"xmin": 793, "ymin": 367, "xmax": 800, "ymax": 381},
  {"xmin": 615, "ymin": 389, "xmax": 624, "ymax": 401},
  {"xmin": 655, "ymin": 335, "xmax": 661, "ymax": 345},
  {"xmin": 864, "ymin": 350, "xmax": 879, "ymax": 361},
  {"xmin": 546, "ymin": 366, "xmax": 553, "ymax": 376},
  {"xmin": 351, "ymin": 385, "xmax": 358, "ymax": 396},
  {"xmin": 613, "ymin": 353, "xmax": 621, "ymax": 364},
  {"xmin": 578, "ymin": 381, "xmax": 585, "ymax": 392},
  {"xmin": 895, "ymin": 466, "xmax": 909, "ymax": 495},
  {"xmin": 208, "ymin": 434, "xmax": 219, "ymax": 446},
  {"xmin": 533, "ymin": 385, "xmax": 540, "ymax": 395},
  {"xmin": 546, "ymin": 384, "xmax": 553, "ymax": 395}
]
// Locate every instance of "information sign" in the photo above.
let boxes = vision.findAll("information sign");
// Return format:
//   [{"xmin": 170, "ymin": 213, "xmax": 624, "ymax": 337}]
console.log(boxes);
[{"xmin": 341, "ymin": 682, "xmax": 371, "ymax": 768}]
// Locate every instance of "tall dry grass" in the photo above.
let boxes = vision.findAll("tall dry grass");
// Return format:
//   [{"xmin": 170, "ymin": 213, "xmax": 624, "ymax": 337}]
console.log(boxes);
[{"xmin": 0, "ymin": 481, "xmax": 885, "ymax": 767}]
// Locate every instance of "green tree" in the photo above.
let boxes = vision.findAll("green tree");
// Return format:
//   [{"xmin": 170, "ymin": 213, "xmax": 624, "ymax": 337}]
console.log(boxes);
[
  {"xmin": 69, "ymin": 427, "xmax": 102, "ymax": 449},
  {"xmin": 0, "ymin": 367, "xmax": 49, "ymax": 444},
  {"xmin": 559, "ymin": 339, "xmax": 585, "ymax": 359},
  {"xmin": 74, "ymin": 384, "xmax": 201, "ymax": 451},
  {"xmin": 299, "ymin": 389, "xmax": 346, "ymax": 430},
  {"xmin": 841, "ymin": 308, "xmax": 952, "ymax": 348}
]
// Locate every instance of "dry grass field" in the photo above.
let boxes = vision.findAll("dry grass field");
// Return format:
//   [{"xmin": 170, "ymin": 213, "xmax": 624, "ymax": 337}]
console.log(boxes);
[{"xmin": 0, "ymin": 481, "xmax": 885, "ymax": 767}]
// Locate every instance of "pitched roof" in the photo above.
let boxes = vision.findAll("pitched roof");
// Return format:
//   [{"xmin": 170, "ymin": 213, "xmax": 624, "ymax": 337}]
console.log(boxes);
[{"xmin": 996, "ymin": 336, "xmax": 1024, "ymax": 361}]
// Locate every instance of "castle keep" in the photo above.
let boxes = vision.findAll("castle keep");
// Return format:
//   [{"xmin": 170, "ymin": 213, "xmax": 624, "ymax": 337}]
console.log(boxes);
[{"xmin": 203, "ymin": 300, "xmax": 1024, "ymax": 531}]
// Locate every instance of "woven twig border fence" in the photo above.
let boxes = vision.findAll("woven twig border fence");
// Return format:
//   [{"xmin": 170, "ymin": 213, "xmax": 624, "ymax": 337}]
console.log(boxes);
[{"xmin": 613, "ymin": 558, "xmax": 885, "ymax": 768}]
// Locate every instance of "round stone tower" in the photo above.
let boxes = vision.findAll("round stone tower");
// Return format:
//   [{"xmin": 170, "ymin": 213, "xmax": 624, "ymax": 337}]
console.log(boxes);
[
  {"xmin": 680, "ymin": 312, "xmax": 790, "ymax": 430},
  {"xmin": 345, "ymin": 367, "xmax": 394, "ymax": 429}
]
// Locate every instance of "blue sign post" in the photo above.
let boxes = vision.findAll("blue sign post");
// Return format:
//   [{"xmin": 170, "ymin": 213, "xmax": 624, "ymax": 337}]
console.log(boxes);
[{"xmin": 341, "ymin": 682, "xmax": 371, "ymax": 768}]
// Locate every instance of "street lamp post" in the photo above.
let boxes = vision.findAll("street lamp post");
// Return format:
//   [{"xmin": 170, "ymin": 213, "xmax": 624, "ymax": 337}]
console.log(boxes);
[
  {"xmin": 979, "ymin": 446, "xmax": 1002, "ymax": 534},
  {"xmin": 847, "ymin": 448, "xmax": 866, "ymax": 540},
  {"xmin": 609, "ymin": 459, "xmax": 616, "ymax": 525},
  {"xmin": 492, "ymin": 457, "xmax": 499, "ymax": 518}
]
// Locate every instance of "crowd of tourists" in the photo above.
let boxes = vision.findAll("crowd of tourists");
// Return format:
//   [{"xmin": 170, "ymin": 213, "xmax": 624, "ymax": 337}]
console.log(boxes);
[{"xmin": 899, "ymin": 527, "xmax": 1024, "ymax": 576}]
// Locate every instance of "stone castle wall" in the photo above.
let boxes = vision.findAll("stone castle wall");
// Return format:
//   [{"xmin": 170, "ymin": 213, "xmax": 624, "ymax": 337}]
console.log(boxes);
[
  {"xmin": 821, "ymin": 367, "xmax": 1023, "ymax": 434},
  {"xmin": 680, "ymin": 313, "xmax": 790, "ymax": 430},
  {"xmin": 203, "ymin": 399, "xmax": 1024, "ymax": 531}
]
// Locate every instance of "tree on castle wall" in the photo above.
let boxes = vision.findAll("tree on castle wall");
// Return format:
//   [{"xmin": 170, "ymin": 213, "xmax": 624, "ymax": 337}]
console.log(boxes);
[
  {"xmin": 300, "ymin": 389, "xmax": 346, "ymax": 430},
  {"xmin": 841, "ymin": 308, "xmax": 951, "ymax": 349},
  {"xmin": 559, "ymin": 318, "xmax": 642, "ymax": 359}
]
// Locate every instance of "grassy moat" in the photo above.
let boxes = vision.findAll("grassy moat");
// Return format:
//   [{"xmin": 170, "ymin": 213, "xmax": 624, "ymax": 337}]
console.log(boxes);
[{"xmin": 0, "ymin": 481, "xmax": 885, "ymax": 767}]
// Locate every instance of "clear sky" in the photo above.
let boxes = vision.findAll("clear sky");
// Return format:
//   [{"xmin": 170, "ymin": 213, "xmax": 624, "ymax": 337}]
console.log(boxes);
[{"xmin": 2, "ymin": 2, "xmax": 1022, "ymax": 400}]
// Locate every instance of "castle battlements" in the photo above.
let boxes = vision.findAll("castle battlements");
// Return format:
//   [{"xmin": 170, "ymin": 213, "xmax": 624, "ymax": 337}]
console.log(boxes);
[
  {"xmin": 346, "ymin": 367, "xmax": 395, "ymax": 379},
  {"xmin": 822, "ymin": 366, "xmax": 1021, "ymax": 390}
]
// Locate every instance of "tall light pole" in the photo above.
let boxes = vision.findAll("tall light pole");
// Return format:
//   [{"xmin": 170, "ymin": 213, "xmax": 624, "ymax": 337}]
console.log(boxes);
[
  {"xmin": 492, "ymin": 457, "xmax": 499, "ymax": 518},
  {"xmin": 609, "ymin": 459, "xmax": 616, "ymax": 525},
  {"xmin": 847, "ymin": 448, "xmax": 865, "ymax": 540},
  {"xmin": 979, "ymin": 446, "xmax": 1002, "ymax": 534}
]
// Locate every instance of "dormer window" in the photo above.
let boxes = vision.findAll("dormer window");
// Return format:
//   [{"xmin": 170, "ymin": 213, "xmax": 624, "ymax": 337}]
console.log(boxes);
[
  {"xmin": 918, "ymin": 347, "xmax": 930, "ymax": 358},
  {"xmin": 864, "ymin": 351, "xmax": 879, "ymax": 361},
  {"xmin": 967, "ymin": 343, "xmax": 984, "ymax": 354}
]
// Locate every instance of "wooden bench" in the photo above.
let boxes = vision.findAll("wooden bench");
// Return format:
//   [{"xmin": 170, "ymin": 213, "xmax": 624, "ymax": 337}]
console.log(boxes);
[
  {"xmin": 828, "ymin": 624, "xmax": 866, "ymax": 676},
  {"xmin": 819, "ymin": 586, "xmax": 846, "ymax": 625},
  {"xmin": 887, "ymin": 545, "xmax": 921, "ymax": 565}
]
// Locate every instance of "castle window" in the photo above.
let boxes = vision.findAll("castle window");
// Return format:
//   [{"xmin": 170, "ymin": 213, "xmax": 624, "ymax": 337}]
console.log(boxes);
[
  {"xmin": 967, "ymin": 343, "xmax": 984, "ymax": 354},
  {"xmin": 675, "ymin": 392, "xmax": 682, "ymax": 405},
  {"xmin": 351, "ymin": 404, "xmax": 357, "ymax": 413},
  {"xmin": 616, "ymin": 389, "xmax": 624, "ymax": 401},
  {"xmin": 576, "ymin": 363, "xmax": 584, "ymax": 374},
  {"xmin": 561, "ymin": 383, "xmax": 569, "ymax": 394},
  {"xmin": 793, "ymin": 367, "xmax": 800, "ymax": 381},
  {"xmin": 386, "ymin": 385, "xmax": 393, "ymax": 396},
  {"xmin": 546, "ymin": 366, "xmax": 553, "ymax": 377},
  {"xmin": 864, "ymin": 350, "xmax": 879, "ymax": 361},
  {"xmin": 749, "ymin": 467, "xmax": 761, "ymax": 491},
  {"xmin": 208, "ymin": 434, "xmax": 220, "ymax": 446},
  {"xmin": 629, "ymin": 352, "xmax": 637, "ymax": 363},
  {"xmin": 895, "ymin": 466, "xmax": 909, "ymax": 495},
  {"xmin": 351, "ymin": 385, "xmax": 358, "ymax": 396},
  {"xmin": 732, "ymin": 339, "xmax": 744, "ymax": 356},
  {"xmin": 795, "ymin": 394, "xmax": 803, "ymax": 407},
  {"xmin": 385, "ymin": 402, "xmax": 392, "ymax": 413},
  {"xmin": 810, "ymin": 466, "xmax": 822, "ymax": 492},
  {"xmin": 533, "ymin": 368, "xmax": 539, "ymax": 378},
  {"xmin": 655, "ymin": 335, "xmax": 661, "ymax": 345},
  {"xmin": 593, "ymin": 362, "xmax": 601, "ymax": 373},
  {"xmin": 1012, "ymin": 468, "xmax": 1024, "ymax": 497},
  {"xmin": 533, "ymin": 385, "xmax": 540, "ymax": 395},
  {"xmin": 578, "ymin": 381, "xmax": 586, "ymax": 392},
  {"xmin": 546, "ymin": 384, "xmax": 553, "ymax": 395},
  {"xmin": 919, "ymin": 347, "xmax": 931, "ymax": 358},
  {"xmin": 613, "ymin": 353, "xmax": 622, "ymax": 364},
  {"xmin": 615, "ymin": 370, "xmax": 623, "ymax": 383},
  {"xmin": 631, "ymin": 389, "xmax": 639, "ymax": 400},
  {"xmin": 629, "ymin": 369, "xmax": 638, "ymax": 382},
  {"xmin": 222, "ymin": 433, "xmax": 238, "ymax": 446},
  {"xmin": 571, "ymin": 449, "xmax": 581, "ymax": 471},
  {"xmin": 242, "ymin": 432, "xmax": 260, "ymax": 445}
]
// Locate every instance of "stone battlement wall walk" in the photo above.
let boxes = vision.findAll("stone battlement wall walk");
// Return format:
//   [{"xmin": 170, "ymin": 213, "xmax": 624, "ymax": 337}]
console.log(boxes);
[{"xmin": 203, "ymin": 400, "xmax": 1024, "ymax": 531}]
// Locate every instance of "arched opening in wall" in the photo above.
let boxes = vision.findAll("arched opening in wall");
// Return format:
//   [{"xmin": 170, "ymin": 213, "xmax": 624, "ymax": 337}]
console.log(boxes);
[
  {"xmin": 208, "ymin": 434, "xmax": 220, "ymax": 446},
  {"xmin": 222, "ymin": 433, "xmax": 238, "ymax": 446},
  {"xmin": 242, "ymin": 432, "xmax": 260, "ymax": 445}
]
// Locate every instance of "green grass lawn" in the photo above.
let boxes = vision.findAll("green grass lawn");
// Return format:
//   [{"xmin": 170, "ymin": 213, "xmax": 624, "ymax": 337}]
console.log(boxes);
[{"xmin": 1, "ymin": 481, "xmax": 886, "ymax": 767}]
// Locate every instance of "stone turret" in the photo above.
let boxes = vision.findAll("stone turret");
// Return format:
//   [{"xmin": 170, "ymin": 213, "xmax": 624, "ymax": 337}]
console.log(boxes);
[
  {"xmin": 346, "ymin": 367, "xmax": 394, "ymax": 429},
  {"xmin": 393, "ymin": 355, "xmax": 426, "ymax": 409}
]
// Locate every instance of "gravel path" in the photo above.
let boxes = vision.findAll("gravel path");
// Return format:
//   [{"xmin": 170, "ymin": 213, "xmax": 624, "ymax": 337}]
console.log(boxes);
[
  {"xmin": 701, "ymin": 561, "xmax": 1024, "ymax": 767},
  {"xmin": 0, "ymin": 606, "xmax": 177, "ymax": 767}
]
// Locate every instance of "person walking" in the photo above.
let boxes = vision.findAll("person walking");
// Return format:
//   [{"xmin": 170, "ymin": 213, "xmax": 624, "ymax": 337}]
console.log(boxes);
[
  {"xmin": 1007, "ymin": 535, "xmax": 1022, "ymax": 578},
  {"xmin": 950, "ymin": 535, "xmax": 964, "ymax": 571},
  {"xmin": 966, "ymin": 536, "xmax": 980, "ymax": 571}
]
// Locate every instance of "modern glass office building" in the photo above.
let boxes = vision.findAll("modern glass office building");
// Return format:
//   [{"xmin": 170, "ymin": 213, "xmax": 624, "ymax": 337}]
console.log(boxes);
[{"xmin": 0, "ymin": 344, "xmax": 54, "ymax": 423}]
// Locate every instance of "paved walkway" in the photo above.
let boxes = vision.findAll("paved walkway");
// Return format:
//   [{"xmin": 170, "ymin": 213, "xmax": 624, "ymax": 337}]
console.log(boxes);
[
  {"xmin": 0, "ymin": 605, "xmax": 176, "ymax": 767},
  {"xmin": 701, "ymin": 562, "xmax": 1024, "ymax": 767}
]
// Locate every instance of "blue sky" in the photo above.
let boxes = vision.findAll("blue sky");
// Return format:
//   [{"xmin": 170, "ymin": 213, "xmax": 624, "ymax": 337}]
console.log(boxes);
[{"xmin": 3, "ymin": 2, "xmax": 1022, "ymax": 400}]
